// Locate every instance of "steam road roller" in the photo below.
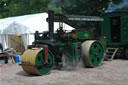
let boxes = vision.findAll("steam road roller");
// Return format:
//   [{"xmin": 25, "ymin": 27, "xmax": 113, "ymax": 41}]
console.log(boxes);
[{"xmin": 20, "ymin": 10, "xmax": 106, "ymax": 75}]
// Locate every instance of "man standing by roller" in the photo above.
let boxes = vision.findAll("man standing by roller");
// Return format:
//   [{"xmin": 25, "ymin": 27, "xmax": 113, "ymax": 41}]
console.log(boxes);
[{"xmin": 0, "ymin": 43, "xmax": 3, "ymax": 53}]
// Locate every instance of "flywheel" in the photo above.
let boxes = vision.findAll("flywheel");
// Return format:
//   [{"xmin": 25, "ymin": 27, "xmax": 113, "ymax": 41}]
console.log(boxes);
[
  {"xmin": 82, "ymin": 40, "xmax": 104, "ymax": 67},
  {"xmin": 20, "ymin": 49, "xmax": 53, "ymax": 75}
]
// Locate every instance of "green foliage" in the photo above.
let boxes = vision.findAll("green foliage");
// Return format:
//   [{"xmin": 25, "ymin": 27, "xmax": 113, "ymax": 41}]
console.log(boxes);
[
  {"xmin": 48, "ymin": 1, "xmax": 62, "ymax": 13},
  {"xmin": 0, "ymin": 0, "xmax": 50, "ymax": 18},
  {"xmin": 0, "ymin": 0, "xmax": 123, "ymax": 19},
  {"xmin": 61, "ymin": 0, "xmax": 122, "ymax": 15}
]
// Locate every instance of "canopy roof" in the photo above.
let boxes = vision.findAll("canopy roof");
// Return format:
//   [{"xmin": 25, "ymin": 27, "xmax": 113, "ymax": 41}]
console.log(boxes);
[{"xmin": 54, "ymin": 14, "xmax": 103, "ymax": 22}]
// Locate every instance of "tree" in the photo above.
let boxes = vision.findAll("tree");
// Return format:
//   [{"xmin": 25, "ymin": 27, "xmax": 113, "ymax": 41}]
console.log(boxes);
[
  {"xmin": 0, "ymin": 0, "xmax": 7, "ymax": 18},
  {"xmin": 0, "ymin": 0, "xmax": 50, "ymax": 18},
  {"xmin": 60, "ymin": 0, "xmax": 122, "ymax": 15},
  {"xmin": 0, "ymin": 0, "xmax": 123, "ymax": 18}
]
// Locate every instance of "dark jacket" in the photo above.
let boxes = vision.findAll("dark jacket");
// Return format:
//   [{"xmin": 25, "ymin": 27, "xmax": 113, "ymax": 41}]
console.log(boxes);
[{"xmin": 0, "ymin": 43, "xmax": 3, "ymax": 52}]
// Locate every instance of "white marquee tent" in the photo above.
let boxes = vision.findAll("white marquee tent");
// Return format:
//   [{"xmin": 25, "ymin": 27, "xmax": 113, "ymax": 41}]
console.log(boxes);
[{"xmin": 0, "ymin": 13, "xmax": 74, "ymax": 51}]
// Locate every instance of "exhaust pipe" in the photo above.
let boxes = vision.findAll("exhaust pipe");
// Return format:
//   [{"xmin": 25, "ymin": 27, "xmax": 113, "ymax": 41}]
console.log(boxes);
[{"xmin": 48, "ymin": 10, "xmax": 54, "ymax": 34}]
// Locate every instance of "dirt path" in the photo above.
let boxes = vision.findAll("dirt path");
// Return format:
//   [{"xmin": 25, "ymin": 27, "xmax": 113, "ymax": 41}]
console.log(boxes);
[{"xmin": 0, "ymin": 60, "xmax": 128, "ymax": 85}]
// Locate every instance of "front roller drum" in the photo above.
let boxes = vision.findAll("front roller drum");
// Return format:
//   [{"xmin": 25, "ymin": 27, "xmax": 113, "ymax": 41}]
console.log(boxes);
[
  {"xmin": 20, "ymin": 49, "xmax": 53, "ymax": 75},
  {"xmin": 82, "ymin": 40, "xmax": 104, "ymax": 67}
]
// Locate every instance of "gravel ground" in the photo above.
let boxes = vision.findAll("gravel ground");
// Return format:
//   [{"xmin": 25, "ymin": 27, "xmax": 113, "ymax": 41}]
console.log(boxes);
[{"xmin": 0, "ymin": 59, "xmax": 128, "ymax": 85}]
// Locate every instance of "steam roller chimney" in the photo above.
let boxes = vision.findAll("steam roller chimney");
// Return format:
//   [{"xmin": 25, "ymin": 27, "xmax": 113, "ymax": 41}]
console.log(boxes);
[{"xmin": 48, "ymin": 10, "xmax": 54, "ymax": 34}]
